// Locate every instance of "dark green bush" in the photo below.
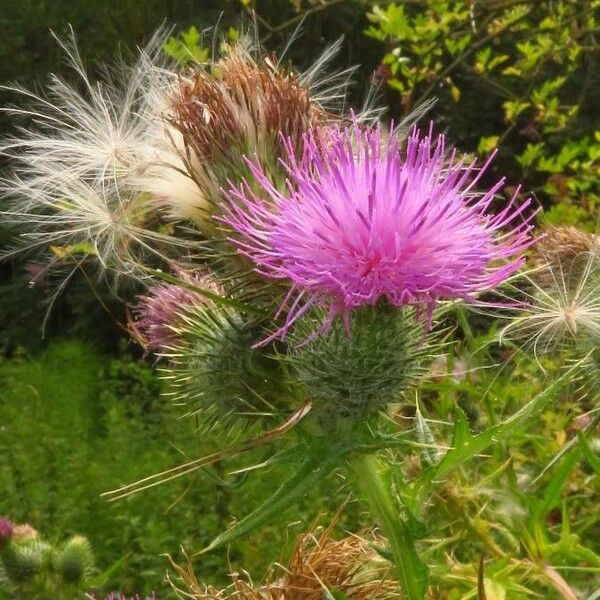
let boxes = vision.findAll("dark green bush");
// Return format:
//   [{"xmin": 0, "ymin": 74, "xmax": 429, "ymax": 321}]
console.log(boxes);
[{"xmin": 366, "ymin": 0, "xmax": 600, "ymax": 226}]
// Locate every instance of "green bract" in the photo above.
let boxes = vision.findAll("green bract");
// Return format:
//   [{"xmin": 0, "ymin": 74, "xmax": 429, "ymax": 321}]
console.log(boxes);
[{"xmin": 284, "ymin": 304, "xmax": 440, "ymax": 419}]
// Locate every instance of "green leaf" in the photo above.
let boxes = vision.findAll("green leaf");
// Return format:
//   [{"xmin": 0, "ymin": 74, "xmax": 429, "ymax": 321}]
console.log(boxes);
[
  {"xmin": 478, "ymin": 136, "xmax": 500, "ymax": 154},
  {"xmin": 201, "ymin": 451, "xmax": 342, "ymax": 553},
  {"xmin": 163, "ymin": 26, "xmax": 210, "ymax": 65},
  {"xmin": 411, "ymin": 360, "xmax": 582, "ymax": 508},
  {"xmin": 516, "ymin": 143, "xmax": 545, "ymax": 168},
  {"xmin": 414, "ymin": 401, "xmax": 439, "ymax": 466},
  {"xmin": 578, "ymin": 432, "xmax": 600, "ymax": 476},
  {"xmin": 539, "ymin": 449, "xmax": 580, "ymax": 518}
]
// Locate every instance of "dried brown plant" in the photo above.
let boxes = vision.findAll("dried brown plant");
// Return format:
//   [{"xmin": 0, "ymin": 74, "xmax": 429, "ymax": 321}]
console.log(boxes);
[
  {"xmin": 171, "ymin": 48, "xmax": 328, "ymax": 162},
  {"xmin": 531, "ymin": 226, "xmax": 599, "ymax": 271},
  {"xmin": 168, "ymin": 517, "xmax": 400, "ymax": 599}
]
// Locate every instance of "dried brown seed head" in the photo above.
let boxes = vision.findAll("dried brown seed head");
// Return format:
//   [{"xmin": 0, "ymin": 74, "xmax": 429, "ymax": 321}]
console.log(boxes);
[{"xmin": 532, "ymin": 226, "xmax": 599, "ymax": 270}]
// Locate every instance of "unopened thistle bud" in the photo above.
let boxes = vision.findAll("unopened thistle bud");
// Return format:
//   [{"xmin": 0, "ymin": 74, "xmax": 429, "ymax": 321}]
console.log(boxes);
[
  {"xmin": 56, "ymin": 535, "xmax": 94, "ymax": 584},
  {"xmin": 1, "ymin": 539, "xmax": 51, "ymax": 583},
  {"xmin": 284, "ymin": 304, "xmax": 435, "ymax": 420},
  {"xmin": 162, "ymin": 304, "xmax": 287, "ymax": 427}
]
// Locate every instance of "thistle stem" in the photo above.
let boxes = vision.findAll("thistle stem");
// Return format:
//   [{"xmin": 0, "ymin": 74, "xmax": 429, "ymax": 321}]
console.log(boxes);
[{"xmin": 349, "ymin": 452, "xmax": 428, "ymax": 600}]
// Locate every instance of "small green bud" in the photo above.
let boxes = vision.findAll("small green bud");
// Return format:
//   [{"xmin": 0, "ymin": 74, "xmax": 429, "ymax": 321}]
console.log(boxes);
[
  {"xmin": 1, "ymin": 539, "xmax": 51, "ymax": 583},
  {"xmin": 56, "ymin": 535, "xmax": 94, "ymax": 584},
  {"xmin": 285, "ymin": 304, "xmax": 437, "ymax": 419}
]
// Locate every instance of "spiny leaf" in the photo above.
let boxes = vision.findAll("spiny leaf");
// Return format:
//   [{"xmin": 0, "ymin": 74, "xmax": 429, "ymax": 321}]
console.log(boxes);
[
  {"xmin": 200, "ymin": 451, "xmax": 342, "ymax": 554},
  {"xmin": 411, "ymin": 359, "xmax": 582, "ymax": 507}
]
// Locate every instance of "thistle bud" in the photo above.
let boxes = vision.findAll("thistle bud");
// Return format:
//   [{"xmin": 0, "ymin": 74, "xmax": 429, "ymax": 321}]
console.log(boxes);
[
  {"xmin": 134, "ymin": 269, "xmax": 221, "ymax": 353},
  {"xmin": 56, "ymin": 535, "xmax": 94, "ymax": 584},
  {"xmin": 163, "ymin": 304, "xmax": 287, "ymax": 427},
  {"xmin": 0, "ymin": 539, "xmax": 51, "ymax": 583},
  {"xmin": 284, "ymin": 304, "xmax": 434, "ymax": 420}
]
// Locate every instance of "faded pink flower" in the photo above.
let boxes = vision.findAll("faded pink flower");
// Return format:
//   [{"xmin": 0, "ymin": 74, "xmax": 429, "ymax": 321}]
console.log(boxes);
[
  {"xmin": 134, "ymin": 270, "xmax": 220, "ymax": 352},
  {"xmin": 0, "ymin": 517, "xmax": 13, "ymax": 544}
]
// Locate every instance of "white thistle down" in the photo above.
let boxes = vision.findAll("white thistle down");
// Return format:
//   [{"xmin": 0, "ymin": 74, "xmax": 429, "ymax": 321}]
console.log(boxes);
[
  {"xmin": 499, "ymin": 250, "xmax": 600, "ymax": 358},
  {"xmin": 1, "ymin": 28, "xmax": 173, "ymax": 189},
  {"xmin": 0, "ymin": 28, "xmax": 189, "ymax": 275}
]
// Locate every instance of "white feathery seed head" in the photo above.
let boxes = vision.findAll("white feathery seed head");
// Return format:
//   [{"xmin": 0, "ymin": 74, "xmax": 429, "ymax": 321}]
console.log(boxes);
[
  {"xmin": 0, "ymin": 27, "xmax": 190, "ymax": 276},
  {"xmin": 499, "ymin": 248, "xmax": 600, "ymax": 359},
  {"xmin": 132, "ymin": 123, "xmax": 211, "ymax": 224}
]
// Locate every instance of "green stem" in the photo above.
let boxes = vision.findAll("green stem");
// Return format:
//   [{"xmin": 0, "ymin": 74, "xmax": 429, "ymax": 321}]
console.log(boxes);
[{"xmin": 349, "ymin": 452, "xmax": 428, "ymax": 600}]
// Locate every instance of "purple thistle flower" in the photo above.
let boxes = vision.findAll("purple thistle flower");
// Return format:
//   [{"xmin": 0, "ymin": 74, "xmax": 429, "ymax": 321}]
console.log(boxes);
[
  {"xmin": 134, "ymin": 270, "xmax": 220, "ymax": 352},
  {"xmin": 0, "ymin": 517, "xmax": 14, "ymax": 543},
  {"xmin": 221, "ymin": 123, "xmax": 536, "ymax": 343}
]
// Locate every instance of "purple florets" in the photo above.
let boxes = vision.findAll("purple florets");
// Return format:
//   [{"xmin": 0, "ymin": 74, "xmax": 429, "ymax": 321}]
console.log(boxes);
[
  {"xmin": 135, "ymin": 283, "xmax": 201, "ymax": 352},
  {"xmin": 221, "ymin": 123, "xmax": 535, "ymax": 341},
  {"xmin": 134, "ymin": 270, "xmax": 220, "ymax": 352},
  {"xmin": 0, "ymin": 517, "xmax": 14, "ymax": 543}
]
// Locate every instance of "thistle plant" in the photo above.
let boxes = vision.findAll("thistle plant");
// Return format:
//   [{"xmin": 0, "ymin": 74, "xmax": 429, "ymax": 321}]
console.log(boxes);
[
  {"xmin": 0, "ymin": 518, "xmax": 95, "ymax": 599},
  {"xmin": 5, "ymin": 24, "xmax": 597, "ymax": 600}
]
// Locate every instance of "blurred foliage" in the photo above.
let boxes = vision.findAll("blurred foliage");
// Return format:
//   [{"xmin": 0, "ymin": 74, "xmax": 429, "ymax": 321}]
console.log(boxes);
[
  {"xmin": 0, "ymin": 340, "xmax": 359, "ymax": 596},
  {"xmin": 0, "ymin": 523, "xmax": 95, "ymax": 600},
  {"xmin": 365, "ymin": 0, "xmax": 600, "ymax": 228}
]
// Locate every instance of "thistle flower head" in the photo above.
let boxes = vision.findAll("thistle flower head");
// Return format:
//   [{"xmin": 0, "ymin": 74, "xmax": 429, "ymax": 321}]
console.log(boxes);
[
  {"xmin": 530, "ymin": 225, "xmax": 600, "ymax": 288},
  {"xmin": 532, "ymin": 225, "xmax": 599, "ymax": 266},
  {"xmin": 500, "ymin": 227, "xmax": 600, "ymax": 357},
  {"xmin": 0, "ymin": 518, "xmax": 13, "ymax": 544},
  {"xmin": 168, "ymin": 520, "xmax": 398, "ymax": 600},
  {"xmin": 222, "ymin": 123, "xmax": 535, "ymax": 342},
  {"xmin": 134, "ymin": 270, "xmax": 217, "ymax": 352}
]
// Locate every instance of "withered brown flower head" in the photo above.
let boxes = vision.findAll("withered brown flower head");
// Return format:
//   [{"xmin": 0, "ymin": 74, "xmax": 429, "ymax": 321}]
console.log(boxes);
[
  {"xmin": 529, "ymin": 225, "xmax": 600, "ymax": 291},
  {"xmin": 168, "ymin": 47, "xmax": 330, "ymax": 211},
  {"xmin": 168, "ymin": 521, "xmax": 400, "ymax": 599},
  {"xmin": 532, "ymin": 226, "xmax": 599, "ymax": 270}
]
